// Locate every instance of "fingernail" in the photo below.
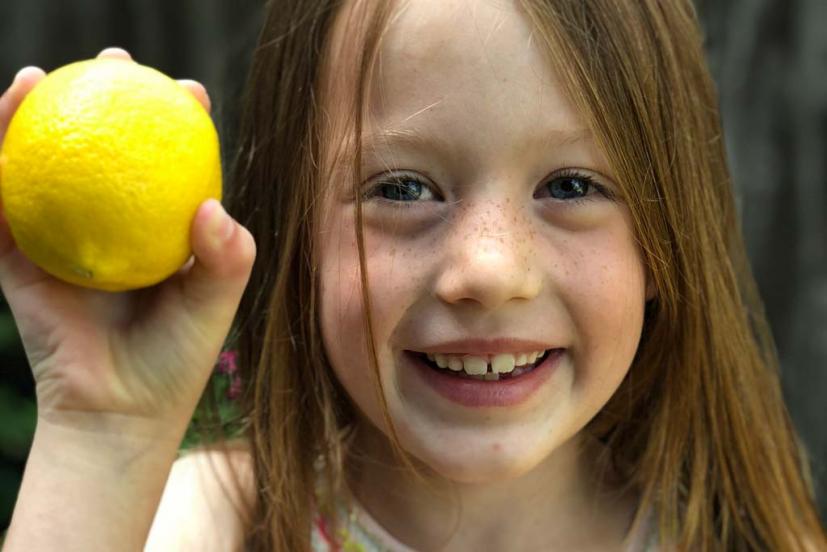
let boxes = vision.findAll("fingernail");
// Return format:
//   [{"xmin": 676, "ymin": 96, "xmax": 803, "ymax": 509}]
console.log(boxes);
[{"xmin": 6, "ymin": 66, "xmax": 41, "ymax": 93}]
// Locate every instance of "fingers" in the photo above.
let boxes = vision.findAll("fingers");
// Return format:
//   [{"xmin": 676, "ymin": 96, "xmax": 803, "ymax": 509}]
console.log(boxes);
[
  {"xmin": 177, "ymin": 79, "xmax": 211, "ymax": 113},
  {"xmin": 0, "ymin": 66, "xmax": 46, "ymax": 145},
  {"xmin": 97, "ymin": 47, "xmax": 210, "ymax": 113},
  {"xmin": 96, "ymin": 47, "xmax": 133, "ymax": 61},
  {"xmin": 0, "ymin": 203, "xmax": 52, "ymax": 297},
  {"xmin": 0, "ymin": 67, "xmax": 49, "ymax": 294},
  {"xmin": 176, "ymin": 199, "xmax": 256, "ymax": 333}
]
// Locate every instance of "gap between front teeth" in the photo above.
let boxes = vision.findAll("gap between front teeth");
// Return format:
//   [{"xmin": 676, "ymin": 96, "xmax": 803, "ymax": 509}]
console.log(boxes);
[{"xmin": 426, "ymin": 351, "xmax": 545, "ymax": 375}]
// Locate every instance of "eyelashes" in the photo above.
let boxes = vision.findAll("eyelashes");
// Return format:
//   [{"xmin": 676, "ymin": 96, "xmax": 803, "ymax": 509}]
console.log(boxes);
[
  {"xmin": 363, "ymin": 172, "xmax": 438, "ymax": 203},
  {"xmin": 361, "ymin": 168, "xmax": 614, "ymax": 208}
]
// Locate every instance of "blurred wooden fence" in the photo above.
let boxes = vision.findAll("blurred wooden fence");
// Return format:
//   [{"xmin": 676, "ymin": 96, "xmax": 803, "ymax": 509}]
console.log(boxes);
[{"xmin": 0, "ymin": 0, "xmax": 825, "ymax": 529}]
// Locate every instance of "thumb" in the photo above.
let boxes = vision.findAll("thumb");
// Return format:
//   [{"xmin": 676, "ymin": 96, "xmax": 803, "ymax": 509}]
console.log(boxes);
[{"xmin": 177, "ymin": 199, "xmax": 256, "ymax": 331}]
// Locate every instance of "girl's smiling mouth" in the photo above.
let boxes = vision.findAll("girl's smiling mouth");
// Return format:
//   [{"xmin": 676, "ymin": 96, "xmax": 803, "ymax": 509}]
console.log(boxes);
[
  {"xmin": 402, "ymin": 348, "xmax": 565, "ymax": 408},
  {"xmin": 419, "ymin": 349, "xmax": 550, "ymax": 380}
]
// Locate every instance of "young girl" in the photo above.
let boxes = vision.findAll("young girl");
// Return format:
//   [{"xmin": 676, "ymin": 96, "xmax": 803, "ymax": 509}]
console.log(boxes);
[{"xmin": 1, "ymin": 0, "xmax": 824, "ymax": 550}]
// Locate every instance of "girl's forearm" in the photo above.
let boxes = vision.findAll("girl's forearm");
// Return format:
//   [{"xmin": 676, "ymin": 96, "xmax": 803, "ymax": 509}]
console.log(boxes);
[{"xmin": 3, "ymin": 417, "xmax": 184, "ymax": 552}]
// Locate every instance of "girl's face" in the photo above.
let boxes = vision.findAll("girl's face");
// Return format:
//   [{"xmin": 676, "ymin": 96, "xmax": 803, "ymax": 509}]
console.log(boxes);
[{"xmin": 319, "ymin": 0, "xmax": 650, "ymax": 483}]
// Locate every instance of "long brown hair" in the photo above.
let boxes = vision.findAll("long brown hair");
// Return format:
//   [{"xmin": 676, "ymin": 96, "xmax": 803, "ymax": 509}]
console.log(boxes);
[{"xmin": 213, "ymin": 0, "xmax": 826, "ymax": 550}]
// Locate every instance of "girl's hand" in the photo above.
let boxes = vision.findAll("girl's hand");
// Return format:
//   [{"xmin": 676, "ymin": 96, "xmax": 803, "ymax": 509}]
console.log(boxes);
[{"xmin": 0, "ymin": 47, "xmax": 256, "ymax": 441}]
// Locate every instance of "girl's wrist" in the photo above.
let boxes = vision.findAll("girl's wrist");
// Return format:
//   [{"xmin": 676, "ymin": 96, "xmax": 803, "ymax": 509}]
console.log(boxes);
[
  {"xmin": 32, "ymin": 412, "xmax": 187, "ymax": 454},
  {"xmin": 35, "ymin": 407, "xmax": 192, "ymax": 447},
  {"xmin": 4, "ymin": 415, "xmax": 182, "ymax": 551}
]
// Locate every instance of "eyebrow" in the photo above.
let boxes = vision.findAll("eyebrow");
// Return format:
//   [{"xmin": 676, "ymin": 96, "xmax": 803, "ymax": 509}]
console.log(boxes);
[{"xmin": 361, "ymin": 126, "xmax": 594, "ymax": 152}]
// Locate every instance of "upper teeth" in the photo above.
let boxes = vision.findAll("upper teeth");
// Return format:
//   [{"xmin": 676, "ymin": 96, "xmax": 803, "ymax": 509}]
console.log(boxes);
[{"xmin": 426, "ymin": 351, "xmax": 546, "ymax": 375}]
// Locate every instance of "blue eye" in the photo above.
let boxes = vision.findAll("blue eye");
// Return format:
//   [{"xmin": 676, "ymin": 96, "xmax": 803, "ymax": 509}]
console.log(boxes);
[
  {"xmin": 364, "ymin": 174, "xmax": 437, "ymax": 203},
  {"xmin": 535, "ymin": 170, "xmax": 607, "ymax": 203},
  {"xmin": 549, "ymin": 176, "xmax": 588, "ymax": 199}
]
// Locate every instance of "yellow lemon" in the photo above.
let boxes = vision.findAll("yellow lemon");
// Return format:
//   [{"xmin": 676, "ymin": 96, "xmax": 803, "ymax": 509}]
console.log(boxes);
[{"xmin": 0, "ymin": 58, "xmax": 221, "ymax": 291}]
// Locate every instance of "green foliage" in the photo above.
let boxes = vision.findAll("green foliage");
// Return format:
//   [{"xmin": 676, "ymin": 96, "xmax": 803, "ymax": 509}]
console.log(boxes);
[
  {"xmin": 0, "ymin": 300, "xmax": 34, "ymax": 530},
  {"xmin": 0, "ymin": 386, "xmax": 35, "ymax": 462},
  {"xmin": 0, "ymin": 310, "xmax": 20, "ymax": 352},
  {"xmin": 180, "ymin": 358, "xmax": 246, "ymax": 451}
]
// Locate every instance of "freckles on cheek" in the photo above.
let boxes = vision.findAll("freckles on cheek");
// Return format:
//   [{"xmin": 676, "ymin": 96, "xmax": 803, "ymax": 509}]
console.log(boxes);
[
  {"xmin": 562, "ymin": 238, "xmax": 646, "ymax": 376},
  {"xmin": 361, "ymin": 227, "xmax": 432, "ymax": 310}
]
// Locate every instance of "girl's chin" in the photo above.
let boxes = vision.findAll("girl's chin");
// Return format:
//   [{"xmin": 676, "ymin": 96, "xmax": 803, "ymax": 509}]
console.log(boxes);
[
  {"xmin": 352, "ymin": 407, "xmax": 567, "ymax": 486},
  {"xmin": 398, "ymin": 435, "xmax": 552, "ymax": 485}
]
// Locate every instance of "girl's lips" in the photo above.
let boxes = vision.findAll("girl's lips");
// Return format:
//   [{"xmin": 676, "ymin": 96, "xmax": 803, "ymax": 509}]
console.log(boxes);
[{"xmin": 404, "ymin": 349, "xmax": 564, "ymax": 408}]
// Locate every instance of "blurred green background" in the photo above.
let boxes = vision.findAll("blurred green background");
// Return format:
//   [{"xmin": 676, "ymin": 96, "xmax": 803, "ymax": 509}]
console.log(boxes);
[{"xmin": 1, "ymin": 0, "xmax": 826, "ymax": 532}]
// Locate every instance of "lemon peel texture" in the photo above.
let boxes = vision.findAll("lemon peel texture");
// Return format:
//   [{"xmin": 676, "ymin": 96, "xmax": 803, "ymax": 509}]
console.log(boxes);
[{"xmin": 0, "ymin": 58, "xmax": 222, "ymax": 291}]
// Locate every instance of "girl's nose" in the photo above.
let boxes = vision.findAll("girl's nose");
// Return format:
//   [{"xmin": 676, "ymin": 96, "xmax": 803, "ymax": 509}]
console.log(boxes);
[{"xmin": 434, "ymin": 205, "xmax": 542, "ymax": 310}]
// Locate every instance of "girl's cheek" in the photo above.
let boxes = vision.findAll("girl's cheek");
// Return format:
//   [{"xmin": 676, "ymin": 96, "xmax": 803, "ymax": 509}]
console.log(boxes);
[
  {"xmin": 320, "ymin": 209, "xmax": 427, "ymax": 351},
  {"xmin": 555, "ymin": 230, "xmax": 647, "ymax": 385},
  {"xmin": 319, "ymin": 212, "xmax": 364, "ymax": 335},
  {"xmin": 363, "ymin": 242, "xmax": 432, "ymax": 335}
]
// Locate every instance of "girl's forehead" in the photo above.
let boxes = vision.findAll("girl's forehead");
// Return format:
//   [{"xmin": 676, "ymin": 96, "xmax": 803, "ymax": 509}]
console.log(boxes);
[
  {"xmin": 327, "ymin": 0, "xmax": 558, "ymax": 99},
  {"xmin": 322, "ymin": 0, "xmax": 589, "ymax": 158},
  {"xmin": 380, "ymin": 0, "xmax": 533, "ymax": 66}
]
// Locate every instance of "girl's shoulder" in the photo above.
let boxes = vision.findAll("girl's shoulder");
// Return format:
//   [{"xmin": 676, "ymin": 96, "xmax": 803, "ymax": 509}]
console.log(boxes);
[{"xmin": 145, "ymin": 441, "xmax": 254, "ymax": 552}]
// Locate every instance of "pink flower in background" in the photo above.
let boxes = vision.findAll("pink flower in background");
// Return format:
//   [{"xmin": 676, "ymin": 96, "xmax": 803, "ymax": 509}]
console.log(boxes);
[
  {"xmin": 227, "ymin": 375, "xmax": 243, "ymax": 401},
  {"xmin": 215, "ymin": 350, "xmax": 243, "ymax": 401},
  {"xmin": 216, "ymin": 350, "xmax": 238, "ymax": 375}
]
